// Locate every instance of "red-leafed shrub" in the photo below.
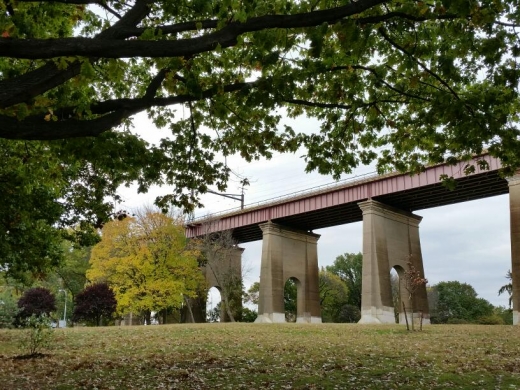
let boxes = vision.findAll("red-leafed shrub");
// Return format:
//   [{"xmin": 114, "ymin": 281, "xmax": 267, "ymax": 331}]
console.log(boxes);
[
  {"xmin": 72, "ymin": 283, "xmax": 117, "ymax": 326},
  {"xmin": 16, "ymin": 287, "xmax": 56, "ymax": 320}
]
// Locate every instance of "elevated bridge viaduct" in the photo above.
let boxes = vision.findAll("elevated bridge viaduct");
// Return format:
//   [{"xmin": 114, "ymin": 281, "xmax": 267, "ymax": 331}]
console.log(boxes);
[{"xmin": 187, "ymin": 154, "xmax": 520, "ymax": 325}]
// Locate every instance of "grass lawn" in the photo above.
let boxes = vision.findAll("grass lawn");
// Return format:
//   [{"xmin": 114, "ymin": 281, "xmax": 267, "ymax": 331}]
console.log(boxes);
[{"xmin": 1, "ymin": 323, "xmax": 520, "ymax": 389}]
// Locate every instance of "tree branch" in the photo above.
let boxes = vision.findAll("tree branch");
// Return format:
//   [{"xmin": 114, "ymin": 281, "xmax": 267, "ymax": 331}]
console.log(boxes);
[
  {"xmin": 88, "ymin": 81, "xmax": 253, "ymax": 115},
  {"xmin": 284, "ymin": 98, "xmax": 404, "ymax": 110},
  {"xmin": 355, "ymin": 11, "xmax": 458, "ymax": 25},
  {"xmin": 283, "ymin": 99, "xmax": 353, "ymax": 110},
  {"xmin": 17, "ymin": 0, "xmax": 103, "ymax": 3},
  {"xmin": 1, "ymin": 57, "xmax": 429, "ymax": 141},
  {"xmin": 0, "ymin": 0, "xmax": 152, "ymax": 108},
  {"xmin": 100, "ymin": 3, "xmax": 122, "ymax": 19},
  {"xmin": 144, "ymin": 69, "xmax": 167, "ymax": 99},
  {"xmin": 330, "ymin": 65, "xmax": 432, "ymax": 102},
  {"xmin": 377, "ymin": 27, "xmax": 461, "ymax": 100},
  {"xmin": 1, "ymin": 80, "xmax": 255, "ymax": 140},
  {"xmin": 24, "ymin": 0, "xmax": 123, "ymax": 18},
  {"xmin": 1, "ymin": 0, "xmax": 387, "ymax": 59},
  {"xmin": 118, "ymin": 20, "xmax": 219, "ymax": 39},
  {"xmin": 0, "ymin": 110, "xmax": 132, "ymax": 140},
  {"xmin": 0, "ymin": 61, "xmax": 82, "ymax": 109},
  {"xmin": 494, "ymin": 21, "xmax": 520, "ymax": 27},
  {"xmin": 93, "ymin": 0, "xmax": 153, "ymax": 40}
]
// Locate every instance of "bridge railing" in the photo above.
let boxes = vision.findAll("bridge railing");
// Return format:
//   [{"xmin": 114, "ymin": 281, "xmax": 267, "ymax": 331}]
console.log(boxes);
[
  {"xmin": 188, "ymin": 170, "xmax": 379, "ymax": 223},
  {"xmin": 186, "ymin": 152, "xmax": 499, "ymax": 225}
]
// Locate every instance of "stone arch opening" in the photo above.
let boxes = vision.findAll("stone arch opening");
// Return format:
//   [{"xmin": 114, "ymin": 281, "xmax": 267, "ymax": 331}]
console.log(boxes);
[
  {"xmin": 206, "ymin": 286, "xmax": 222, "ymax": 322},
  {"xmin": 284, "ymin": 277, "xmax": 301, "ymax": 322}
]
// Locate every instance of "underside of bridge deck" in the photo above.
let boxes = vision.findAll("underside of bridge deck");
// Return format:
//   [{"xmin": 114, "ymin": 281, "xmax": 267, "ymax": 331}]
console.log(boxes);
[{"xmin": 229, "ymin": 170, "xmax": 508, "ymax": 244}]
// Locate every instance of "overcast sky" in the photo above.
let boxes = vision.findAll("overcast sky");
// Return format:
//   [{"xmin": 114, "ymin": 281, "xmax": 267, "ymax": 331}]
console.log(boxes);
[{"xmin": 119, "ymin": 113, "xmax": 513, "ymax": 309}]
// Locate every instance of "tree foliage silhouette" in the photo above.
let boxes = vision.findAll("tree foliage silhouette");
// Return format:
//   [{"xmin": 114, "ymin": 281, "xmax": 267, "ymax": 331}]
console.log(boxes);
[
  {"xmin": 72, "ymin": 283, "xmax": 117, "ymax": 326},
  {"xmin": 2, "ymin": 0, "xmax": 520, "ymax": 276}
]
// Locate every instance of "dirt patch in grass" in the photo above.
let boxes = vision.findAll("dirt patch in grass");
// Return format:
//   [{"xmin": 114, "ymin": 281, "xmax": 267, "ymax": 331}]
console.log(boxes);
[
  {"xmin": 12, "ymin": 353, "xmax": 49, "ymax": 360},
  {"xmin": 1, "ymin": 323, "xmax": 519, "ymax": 389}
]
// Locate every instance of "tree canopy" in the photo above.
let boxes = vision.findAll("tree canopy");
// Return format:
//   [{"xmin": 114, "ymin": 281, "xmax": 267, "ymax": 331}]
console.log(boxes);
[
  {"xmin": 2, "ymin": 0, "xmax": 520, "ymax": 275},
  {"xmin": 326, "ymin": 252, "xmax": 363, "ymax": 309},
  {"xmin": 319, "ymin": 269, "xmax": 349, "ymax": 323},
  {"xmin": 429, "ymin": 281, "xmax": 495, "ymax": 323},
  {"xmin": 15, "ymin": 287, "xmax": 56, "ymax": 322},
  {"xmin": 87, "ymin": 209, "xmax": 204, "ymax": 323},
  {"xmin": 72, "ymin": 283, "xmax": 117, "ymax": 326}
]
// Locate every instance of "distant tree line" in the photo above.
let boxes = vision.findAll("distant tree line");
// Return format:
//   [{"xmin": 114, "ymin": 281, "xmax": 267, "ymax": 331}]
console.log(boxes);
[{"xmin": 428, "ymin": 281, "xmax": 512, "ymax": 325}]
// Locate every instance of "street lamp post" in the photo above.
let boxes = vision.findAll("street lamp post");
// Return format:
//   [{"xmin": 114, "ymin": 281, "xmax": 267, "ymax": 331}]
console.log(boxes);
[{"xmin": 58, "ymin": 289, "xmax": 67, "ymax": 328}]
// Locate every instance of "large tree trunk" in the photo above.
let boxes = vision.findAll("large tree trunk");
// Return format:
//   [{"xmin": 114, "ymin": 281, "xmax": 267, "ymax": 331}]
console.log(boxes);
[
  {"xmin": 184, "ymin": 296, "xmax": 195, "ymax": 323},
  {"xmin": 222, "ymin": 291, "xmax": 236, "ymax": 323},
  {"xmin": 144, "ymin": 310, "xmax": 151, "ymax": 325}
]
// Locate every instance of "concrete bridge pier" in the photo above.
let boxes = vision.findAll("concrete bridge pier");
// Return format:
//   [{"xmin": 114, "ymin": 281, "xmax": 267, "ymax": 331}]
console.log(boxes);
[
  {"xmin": 358, "ymin": 200, "xmax": 429, "ymax": 325},
  {"xmin": 508, "ymin": 176, "xmax": 520, "ymax": 325},
  {"xmin": 203, "ymin": 246, "xmax": 244, "ymax": 322},
  {"xmin": 255, "ymin": 221, "xmax": 322, "ymax": 323}
]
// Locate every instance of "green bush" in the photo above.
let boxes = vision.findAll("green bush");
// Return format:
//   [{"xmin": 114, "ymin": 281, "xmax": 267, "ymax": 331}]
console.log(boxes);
[
  {"xmin": 475, "ymin": 315, "xmax": 505, "ymax": 325},
  {"xmin": 241, "ymin": 308, "xmax": 257, "ymax": 323},
  {"xmin": 494, "ymin": 306, "xmax": 513, "ymax": 325},
  {"xmin": 0, "ymin": 290, "xmax": 19, "ymax": 328},
  {"xmin": 446, "ymin": 318, "xmax": 469, "ymax": 324},
  {"xmin": 18, "ymin": 314, "xmax": 54, "ymax": 356},
  {"xmin": 339, "ymin": 304, "xmax": 361, "ymax": 323}
]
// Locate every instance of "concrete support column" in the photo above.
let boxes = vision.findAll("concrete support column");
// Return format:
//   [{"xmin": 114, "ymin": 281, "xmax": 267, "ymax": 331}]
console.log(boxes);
[
  {"xmin": 508, "ymin": 176, "xmax": 520, "ymax": 325},
  {"xmin": 255, "ymin": 221, "xmax": 321, "ymax": 323},
  {"xmin": 358, "ymin": 200, "xmax": 429, "ymax": 324},
  {"xmin": 203, "ymin": 246, "xmax": 244, "ymax": 323}
]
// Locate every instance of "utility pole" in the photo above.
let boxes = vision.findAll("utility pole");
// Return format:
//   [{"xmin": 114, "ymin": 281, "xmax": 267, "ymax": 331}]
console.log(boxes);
[
  {"xmin": 206, "ymin": 178, "xmax": 249, "ymax": 209},
  {"xmin": 206, "ymin": 189, "xmax": 244, "ymax": 209},
  {"xmin": 58, "ymin": 289, "xmax": 67, "ymax": 328}
]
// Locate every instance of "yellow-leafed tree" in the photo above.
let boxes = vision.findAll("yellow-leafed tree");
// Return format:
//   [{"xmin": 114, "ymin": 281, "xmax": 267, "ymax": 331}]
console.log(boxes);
[{"xmin": 87, "ymin": 209, "xmax": 205, "ymax": 324}]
